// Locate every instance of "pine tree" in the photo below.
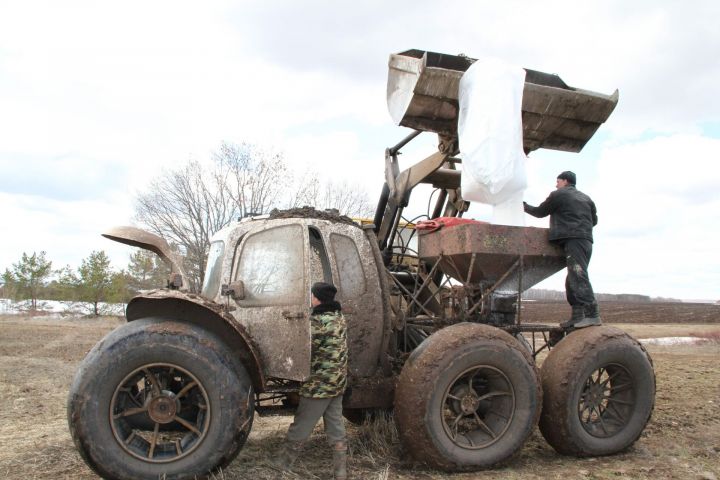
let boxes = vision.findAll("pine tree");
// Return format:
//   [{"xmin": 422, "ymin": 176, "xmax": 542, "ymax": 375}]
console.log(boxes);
[
  {"xmin": 126, "ymin": 250, "xmax": 169, "ymax": 294},
  {"xmin": 3, "ymin": 251, "xmax": 53, "ymax": 309},
  {"xmin": 77, "ymin": 251, "xmax": 115, "ymax": 316}
]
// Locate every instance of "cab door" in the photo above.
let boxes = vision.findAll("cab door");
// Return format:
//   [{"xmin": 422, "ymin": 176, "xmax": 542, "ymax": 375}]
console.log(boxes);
[
  {"xmin": 229, "ymin": 223, "xmax": 311, "ymax": 381},
  {"xmin": 325, "ymin": 227, "xmax": 385, "ymax": 378}
]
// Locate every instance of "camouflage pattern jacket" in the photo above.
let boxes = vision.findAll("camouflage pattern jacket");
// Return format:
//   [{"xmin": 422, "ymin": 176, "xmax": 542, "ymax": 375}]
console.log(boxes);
[{"xmin": 299, "ymin": 302, "xmax": 348, "ymax": 398}]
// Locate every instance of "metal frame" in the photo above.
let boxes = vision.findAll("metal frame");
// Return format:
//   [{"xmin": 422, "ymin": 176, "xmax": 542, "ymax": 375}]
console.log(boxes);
[{"xmin": 379, "ymin": 130, "xmax": 566, "ymax": 361}]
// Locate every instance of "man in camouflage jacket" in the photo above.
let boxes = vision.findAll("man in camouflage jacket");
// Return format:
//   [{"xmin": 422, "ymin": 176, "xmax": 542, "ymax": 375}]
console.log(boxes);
[{"xmin": 272, "ymin": 281, "xmax": 349, "ymax": 479}]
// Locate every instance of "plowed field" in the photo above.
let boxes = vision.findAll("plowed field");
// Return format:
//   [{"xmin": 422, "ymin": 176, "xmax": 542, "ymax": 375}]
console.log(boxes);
[{"xmin": 1, "ymin": 304, "xmax": 718, "ymax": 480}]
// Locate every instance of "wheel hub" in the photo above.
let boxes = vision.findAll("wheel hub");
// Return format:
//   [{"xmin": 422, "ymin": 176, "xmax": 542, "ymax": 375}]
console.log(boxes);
[
  {"xmin": 147, "ymin": 391, "xmax": 179, "ymax": 424},
  {"xmin": 585, "ymin": 383, "xmax": 605, "ymax": 408},
  {"xmin": 460, "ymin": 392, "xmax": 481, "ymax": 414},
  {"xmin": 442, "ymin": 365, "xmax": 515, "ymax": 450}
]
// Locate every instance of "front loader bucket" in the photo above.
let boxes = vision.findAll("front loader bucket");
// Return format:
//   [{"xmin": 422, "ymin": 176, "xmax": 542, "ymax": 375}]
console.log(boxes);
[{"xmin": 387, "ymin": 49, "xmax": 619, "ymax": 153}]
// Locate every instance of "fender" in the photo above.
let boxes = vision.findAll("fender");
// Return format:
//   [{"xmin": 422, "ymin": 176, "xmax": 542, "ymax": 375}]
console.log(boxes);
[{"xmin": 126, "ymin": 289, "xmax": 266, "ymax": 391}]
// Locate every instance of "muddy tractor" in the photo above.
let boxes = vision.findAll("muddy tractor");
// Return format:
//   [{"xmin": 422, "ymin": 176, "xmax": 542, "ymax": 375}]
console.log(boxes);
[{"xmin": 68, "ymin": 50, "xmax": 656, "ymax": 480}]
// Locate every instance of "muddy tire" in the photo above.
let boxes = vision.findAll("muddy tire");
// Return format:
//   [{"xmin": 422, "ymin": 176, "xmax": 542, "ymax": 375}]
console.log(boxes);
[
  {"xmin": 539, "ymin": 326, "xmax": 655, "ymax": 456},
  {"xmin": 514, "ymin": 333, "xmax": 533, "ymax": 353},
  {"xmin": 394, "ymin": 323, "xmax": 541, "ymax": 470},
  {"xmin": 68, "ymin": 318, "xmax": 254, "ymax": 480}
]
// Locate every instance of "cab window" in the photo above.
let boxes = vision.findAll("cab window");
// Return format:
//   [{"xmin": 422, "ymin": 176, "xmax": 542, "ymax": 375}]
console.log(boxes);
[
  {"xmin": 201, "ymin": 241, "xmax": 225, "ymax": 299},
  {"xmin": 309, "ymin": 227, "xmax": 332, "ymax": 285},
  {"xmin": 234, "ymin": 224, "xmax": 304, "ymax": 304},
  {"xmin": 330, "ymin": 233, "xmax": 366, "ymax": 298}
]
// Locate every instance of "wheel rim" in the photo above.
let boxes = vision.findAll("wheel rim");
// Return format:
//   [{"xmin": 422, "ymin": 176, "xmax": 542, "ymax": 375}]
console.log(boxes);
[
  {"xmin": 578, "ymin": 363, "xmax": 635, "ymax": 438},
  {"xmin": 441, "ymin": 365, "xmax": 515, "ymax": 449},
  {"xmin": 110, "ymin": 363, "xmax": 211, "ymax": 463}
]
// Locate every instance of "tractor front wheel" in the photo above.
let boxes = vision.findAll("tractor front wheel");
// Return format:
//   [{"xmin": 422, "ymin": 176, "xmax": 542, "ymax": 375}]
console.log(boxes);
[{"xmin": 68, "ymin": 318, "xmax": 254, "ymax": 480}]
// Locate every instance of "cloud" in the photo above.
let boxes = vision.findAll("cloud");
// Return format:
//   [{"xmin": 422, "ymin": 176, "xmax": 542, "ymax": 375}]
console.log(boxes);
[
  {"xmin": 590, "ymin": 134, "xmax": 720, "ymax": 298},
  {"xmin": 0, "ymin": 191, "xmax": 138, "ymax": 273},
  {"xmin": 0, "ymin": 153, "xmax": 129, "ymax": 201},
  {"xmin": 521, "ymin": 133, "xmax": 720, "ymax": 299},
  {"xmin": 1, "ymin": 1, "xmax": 718, "ymax": 301},
  {"xmin": 227, "ymin": 0, "xmax": 720, "ymax": 139}
]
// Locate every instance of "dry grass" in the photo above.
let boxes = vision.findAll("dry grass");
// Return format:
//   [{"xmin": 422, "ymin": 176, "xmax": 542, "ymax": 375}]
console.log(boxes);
[
  {"xmin": 611, "ymin": 322, "xmax": 720, "ymax": 340},
  {"xmin": 689, "ymin": 330, "xmax": 720, "ymax": 343},
  {"xmin": 1, "ymin": 314, "xmax": 719, "ymax": 479}
]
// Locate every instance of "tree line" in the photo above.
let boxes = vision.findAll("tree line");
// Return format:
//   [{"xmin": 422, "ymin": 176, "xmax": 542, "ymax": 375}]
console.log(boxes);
[{"xmin": 1, "ymin": 250, "xmax": 169, "ymax": 315}]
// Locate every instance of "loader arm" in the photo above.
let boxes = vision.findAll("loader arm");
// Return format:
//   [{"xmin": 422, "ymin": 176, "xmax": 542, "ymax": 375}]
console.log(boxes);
[{"xmin": 375, "ymin": 49, "xmax": 619, "ymax": 257}]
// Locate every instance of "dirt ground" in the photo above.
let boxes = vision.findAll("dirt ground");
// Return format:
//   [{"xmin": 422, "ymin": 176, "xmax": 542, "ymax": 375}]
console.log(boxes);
[{"xmin": 1, "ymin": 303, "xmax": 719, "ymax": 480}]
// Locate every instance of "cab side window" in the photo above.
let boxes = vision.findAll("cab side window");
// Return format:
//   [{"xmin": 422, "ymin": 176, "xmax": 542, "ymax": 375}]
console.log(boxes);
[
  {"xmin": 235, "ymin": 224, "xmax": 304, "ymax": 304},
  {"xmin": 309, "ymin": 227, "xmax": 332, "ymax": 285},
  {"xmin": 330, "ymin": 233, "xmax": 366, "ymax": 298}
]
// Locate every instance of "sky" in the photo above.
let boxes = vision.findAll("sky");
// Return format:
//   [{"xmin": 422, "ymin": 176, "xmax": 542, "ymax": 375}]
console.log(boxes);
[{"xmin": 1, "ymin": 0, "xmax": 718, "ymax": 301}]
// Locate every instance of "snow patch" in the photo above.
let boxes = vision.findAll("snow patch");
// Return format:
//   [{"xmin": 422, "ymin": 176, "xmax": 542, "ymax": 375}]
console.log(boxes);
[
  {"xmin": 0, "ymin": 298, "xmax": 125, "ymax": 316},
  {"xmin": 639, "ymin": 336, "xmax": 709, "ymax": 346}
]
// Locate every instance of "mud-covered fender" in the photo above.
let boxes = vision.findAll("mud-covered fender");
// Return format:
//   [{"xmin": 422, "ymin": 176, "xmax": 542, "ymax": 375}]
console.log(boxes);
[{"xmin": 125, "ymin": 289, "xmax": 266, "ymax": 391}]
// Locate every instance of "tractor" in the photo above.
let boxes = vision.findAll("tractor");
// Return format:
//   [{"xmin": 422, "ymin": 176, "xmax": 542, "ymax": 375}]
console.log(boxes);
[{"xmin": 68, "ymin": 50, "xmax": 655, "ymax": 479}]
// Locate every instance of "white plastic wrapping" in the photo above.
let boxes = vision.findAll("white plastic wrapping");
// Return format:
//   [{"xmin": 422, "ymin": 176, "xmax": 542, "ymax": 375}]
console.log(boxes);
[{"xmin": 458, "ymin": 58, "xmax": 527, "ymax": 226}]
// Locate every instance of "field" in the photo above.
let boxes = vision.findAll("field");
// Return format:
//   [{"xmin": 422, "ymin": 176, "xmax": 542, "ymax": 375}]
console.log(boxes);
[{"xmin": 1, "ymin": 302, "xmax": 719, "ymax": 480}]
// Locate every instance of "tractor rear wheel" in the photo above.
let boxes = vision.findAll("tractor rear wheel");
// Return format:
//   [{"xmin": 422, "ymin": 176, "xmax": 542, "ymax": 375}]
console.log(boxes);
[
  {"xmin": 539, "ymin": 326, "xmax": 655, "ymax": 456},
  {"xmin": 68, "ymin": 318, "xmax": 254, "ymax": 480},
  {"xmin": 394, "ymin": 323, "xmax": 541, "ymax": 470}
]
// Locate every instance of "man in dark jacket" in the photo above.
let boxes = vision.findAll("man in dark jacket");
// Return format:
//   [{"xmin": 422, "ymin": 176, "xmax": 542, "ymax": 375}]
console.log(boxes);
[
  {"xmin": 524, "ymin": 171, "xmax": 601, "ymax": 328},
  {"xmin": 271, "ymin": 281, "xmax": 349, "ymax": 479}
]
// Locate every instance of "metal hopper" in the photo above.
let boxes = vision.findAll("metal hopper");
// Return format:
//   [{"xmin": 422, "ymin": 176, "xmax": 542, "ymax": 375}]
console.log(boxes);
[
  {"xmin": 387, "ymin": 49, "xmax": 619, "ymax": 153},
  {"xmin": 417, "ymin": 222, "xmax": 565, "ymax": 294}
]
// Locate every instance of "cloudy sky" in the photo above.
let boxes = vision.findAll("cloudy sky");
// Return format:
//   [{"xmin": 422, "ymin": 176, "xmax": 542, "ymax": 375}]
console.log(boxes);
[{"xmin": 1, "ymin": 0, "xmax": 718, "ymax": 301}]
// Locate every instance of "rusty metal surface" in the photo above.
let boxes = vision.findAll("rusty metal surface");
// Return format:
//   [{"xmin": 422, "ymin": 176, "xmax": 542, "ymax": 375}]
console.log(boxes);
[
  {"xmin": 387, "ymin": 49, "xmax": 618, "ymax": 153},
  {"xmin": 343, "ymin": 375, "xmax": 395, "ymax": 409},
  {"xmin": 125, "ymin": 289, "xmax": 266, "ymax": 390},
  {"xmin": 418, "ymin": 223, "xmax": 565, "ymax": 293},
  {"xmin": 102, "ymin": 226, "xmax": 188, "ymax": 290},
  {"xmin": 318, "ymin": 219, "xmax": 387, "ymax": 379},
  {"xmin": 216, "ymin": 219, "xmax": 311, "ymax": 382},
  {"xmin": 363, "ymin": 226, "xmax": 395, "ymax": 376},
  {"xmin": 209, "ymin": 216, "xmax": 387, "ymax": 383}
]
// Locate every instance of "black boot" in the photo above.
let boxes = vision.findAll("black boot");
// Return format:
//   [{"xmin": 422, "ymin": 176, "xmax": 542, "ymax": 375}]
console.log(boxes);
[
  {"xmin": 560, "ymin": 306, "xmax": 586, "ymax": 329},
  {"xmin": 584, "ymin": 302, "xmax": 601, "ymax": 322}
]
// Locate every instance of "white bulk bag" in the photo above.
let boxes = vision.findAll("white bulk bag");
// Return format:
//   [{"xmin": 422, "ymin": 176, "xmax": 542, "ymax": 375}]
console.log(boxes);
[{"xmin": 458, "ymin": 58, "xmax": 527, "ymax": 225}]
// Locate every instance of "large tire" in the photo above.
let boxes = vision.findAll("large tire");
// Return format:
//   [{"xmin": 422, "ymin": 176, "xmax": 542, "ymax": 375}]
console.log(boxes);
[
  {"xmin": 68, "ymin": 318, "xmax": 254, "ymax": 480},
  {"xmin": 539, "ymin": 325, "xmax": 655, "ymax": 456},
  {"xmin": 394, "ymin": 323, "xmax": 541, "ymax": 470}
]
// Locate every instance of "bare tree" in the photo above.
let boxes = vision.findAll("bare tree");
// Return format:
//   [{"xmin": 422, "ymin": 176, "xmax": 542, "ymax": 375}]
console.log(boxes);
[
  {"xmin": 135, "ymin": 159, "xmax": 237, "ymax": 291},
  {"xmin": 135, "ymin": 142, "xmax": 291, "ymax": 292},
  {"xmin": 134, "ymin": 142, "xmax": 373, "ymax": 291},
  {"xmin": 214, "ymin": 142, "xmax": 289, "ymax": 218},
  {"xmin": 289, "ymin": 172, "xmax": 374, "ymax": 218},
  {"xmin": 321, "ymin": 180, "xmax": 374, "ymax": 218}
]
